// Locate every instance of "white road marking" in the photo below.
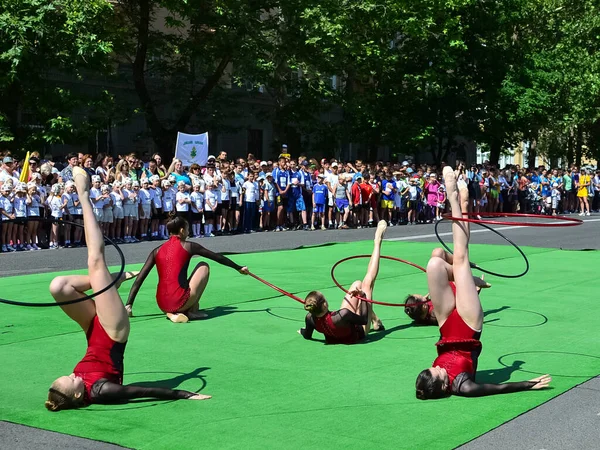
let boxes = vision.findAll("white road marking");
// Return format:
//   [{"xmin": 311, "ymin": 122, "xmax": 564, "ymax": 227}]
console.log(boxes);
[{"xmin": 386, "ymin": 218, "xmax": 600, "ymax": 242}]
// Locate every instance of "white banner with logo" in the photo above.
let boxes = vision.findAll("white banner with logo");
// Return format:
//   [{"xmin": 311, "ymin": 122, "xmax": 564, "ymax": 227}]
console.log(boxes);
[{"xmin": 175, "ymin": 132, "xmax": 209, "ymax": 166}]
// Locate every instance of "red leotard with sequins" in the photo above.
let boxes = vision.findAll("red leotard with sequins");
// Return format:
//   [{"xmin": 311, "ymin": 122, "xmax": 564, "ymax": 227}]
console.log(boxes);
[
  {"xmin": 314, "ymin": 312, "xmax": 364, "ymax": 345},
  {"xmin": 155, "ymin": 236, "xmax": 192, "ymax": 313},
  {"xmin": 432, "ymin": 281, "xmax": 482, "ymax": 392},
  {"xmin": 73, "ymin": 315, "xmax": 126, "ymax": 404}
]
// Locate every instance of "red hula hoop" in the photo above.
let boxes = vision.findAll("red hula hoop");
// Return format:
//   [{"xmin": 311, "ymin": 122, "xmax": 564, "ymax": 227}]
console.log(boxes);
[
  {"xmin": 331, "ymin": 255, "xmax": 426, "ymax": 307},
  {"xmin": 249, "ymin": 272, "xmax": 305, "ymax": 304},
  {"xmin": 440, "ymin": 212, "xmax": 583, "ymax": 227}
]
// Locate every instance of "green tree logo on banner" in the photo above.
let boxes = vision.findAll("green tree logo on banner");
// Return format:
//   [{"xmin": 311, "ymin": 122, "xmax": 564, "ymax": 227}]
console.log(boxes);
[{"xmin": 190, "ymin": 146, "xmax": 197, "ymax": 158}]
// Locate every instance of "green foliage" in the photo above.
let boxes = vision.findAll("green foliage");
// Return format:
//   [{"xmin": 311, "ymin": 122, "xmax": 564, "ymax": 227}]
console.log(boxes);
[{"xmin": 0, "ymin": 0, "xmax": 115, "ymax": 153}]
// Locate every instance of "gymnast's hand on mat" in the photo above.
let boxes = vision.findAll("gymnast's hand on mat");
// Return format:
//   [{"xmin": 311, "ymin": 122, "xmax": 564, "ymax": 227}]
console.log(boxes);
[
  {"xmin": 188, "ymin": 393, "xmax": 212, "ymax": 400},
  {"xmin": 125, "ymin": 304, "xmax": 133, "ymax": 317},
  {"xmin": 529, "ymin": 374, "xmax": 552, "ymax": 389},
  {"xmin": 238, "ymin": 266, "xmax": 249, "ymax": 275}
]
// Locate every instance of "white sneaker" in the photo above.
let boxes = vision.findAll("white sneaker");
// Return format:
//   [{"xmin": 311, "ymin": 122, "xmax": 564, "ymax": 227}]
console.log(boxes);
[
  {"xmin": 26, "ymin": 244, "xmax": 33, "ymax": 251},
  {"xmin": 32, "ymin": 244, "xmax": 40, "ymax": 250},
  {"xmin": 585, "ymin": 212, "xmax": 590, "ymax": 216},
  {"xmin": 579, "ymin": 212, "xmax": 584, "ymax": 216}
]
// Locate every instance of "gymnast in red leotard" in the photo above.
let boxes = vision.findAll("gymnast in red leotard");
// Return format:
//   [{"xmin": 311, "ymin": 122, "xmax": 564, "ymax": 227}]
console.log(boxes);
[
  {"xmin": 46, "ymin": 167, "xmax": 211, "ymax": 411},
  {"xmin": 126, "ymin": 213, "xmax": 249, "ymax": 323},
  {"xmin": 404, "ymin": 261, "xmax": 490, "ymax": 326},
  {"xmin": 298, "ymin": 221, "xmax": 387, "ymax": 344},
  {"xmin": 415, "ymin": 167, "xmax": 551, "ymax": 399}
]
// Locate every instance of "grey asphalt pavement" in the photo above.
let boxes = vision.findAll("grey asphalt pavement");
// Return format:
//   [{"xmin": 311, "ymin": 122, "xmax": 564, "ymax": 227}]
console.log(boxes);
[{"xmin": 1, "ymin": 216, "xmax": 599, "ymax": 449}]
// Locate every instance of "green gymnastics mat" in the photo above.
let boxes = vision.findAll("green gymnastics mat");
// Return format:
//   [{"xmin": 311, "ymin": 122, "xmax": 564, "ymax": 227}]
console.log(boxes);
[{"xmin": 0, "ymin": 241, "xmax": 599, "ymax": 449}]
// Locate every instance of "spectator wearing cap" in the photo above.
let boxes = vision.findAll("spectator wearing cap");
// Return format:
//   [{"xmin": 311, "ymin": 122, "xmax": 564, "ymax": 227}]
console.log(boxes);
[
  {"xmin": 59, "ymin": 153, "xmax": 79, "ymax": 183},
  {"xmin": 0, "ymin": 156, "xmax": 18, "ymax": 187},
  {"xmin": 25, "ymin": 181, "xmax": 42, "ymax": 250},
  {"xmin": 12, "ymin": 182, "xmax": 28, "ymax": 251},
  {"xmin": 259, "ymin": 160, "xmax": 268, "ymax": 178}
]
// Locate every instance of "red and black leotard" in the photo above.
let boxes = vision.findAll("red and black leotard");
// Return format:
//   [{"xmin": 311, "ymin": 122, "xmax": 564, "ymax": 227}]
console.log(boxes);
[
  {"xmin": 73, "ymin": 315, "xmax": 126, "ymax": 405},
  {"xmin": 300, "ymin": 301, "xmax": 368, "ymax": 345},
  {"xmin": 127, "ymin": 236, "xmax": 242, "ymax": 313},
  {"xmin": 70, "ymin": 315, "xmax": 207, "ymax": 404}
]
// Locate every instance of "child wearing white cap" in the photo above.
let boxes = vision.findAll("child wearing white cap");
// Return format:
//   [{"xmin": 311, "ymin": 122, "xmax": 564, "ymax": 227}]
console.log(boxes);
[
  {"xmin": 61, "ymin": 181, "xmax": 76, "ymax": 248},
  {"xmin": 101, "ymin": 185, "xmax": 114, "ymax": 236},
  {"xmin": 138, "ymin": 179, "xmax": 152, "ymax": 240},
  {"xmin": 149, "ymin": 175, "xmax": 162, "ymax": 239},
  {"xmin": 90, "ymin": 175, "xmax": 105, "ymax": 224},
  {"xmin": 161, "ymin": 179, "xmax": 175, "ymax": 239},
  {"xmin": 69, "ymin": 181, "xmax": 84, "ymax": 246},
  {"xmin": 47, "ymin": 183, "xmax": 65, "ymax": 249},
  {"xmin": 13, "ymin": 183, "xmax": 28, "ymax": 251},
  {"xmin": 25, "ymin": 182, "xmax": 41, "ymax": 250},
  {"xmin": 0, "ymin": 183, "xmax": 15, "ymax": 252},
  {"xmin": 122, "ymin": 178, "xmax": 137, "ymax": 243},
  {"xmin": 111, "ymin": 181, "xmax": 124, "ymax": 242},
  {"xmin": 190, "ymin": 182, "xmax": 204, "ymax": 238}
]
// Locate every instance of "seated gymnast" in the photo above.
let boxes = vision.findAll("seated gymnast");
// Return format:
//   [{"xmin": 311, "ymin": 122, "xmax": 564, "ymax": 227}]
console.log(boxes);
[
  {"xmin": 299, "ymin": 220, "xmax": 386, "ymax": 344},
  {"xmin": 415, "ymin": 167, "xmax": 551, "ymax": 399},
  {"xmin": 46, "ymin": 167, "xmax": 210, "ymax": 412},
  {"xmin": 404, "ymin": 261, "xmax": 490, "ymax": 326},
  {"xmin": 126, "ymin": 213, "xmax": 249, "ymax": 323}
]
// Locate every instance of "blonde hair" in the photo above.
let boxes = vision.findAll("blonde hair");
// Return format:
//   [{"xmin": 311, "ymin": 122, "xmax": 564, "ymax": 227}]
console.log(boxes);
[
  {"xmin": 45, "ymin": 379, "xmax": 84, "ymax": 412},
  {"xmin": 304, "ymin": 291, "xmax": 326, "ymax": 315}
]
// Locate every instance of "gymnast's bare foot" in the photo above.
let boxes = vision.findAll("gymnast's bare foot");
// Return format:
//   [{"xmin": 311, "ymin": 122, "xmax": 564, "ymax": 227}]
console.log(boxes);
[
  {"xmin": 188, "ymin": 393, "xmax": 211, "ymax": 400},
  {"xmin": 167, "ymin": 313, "xmax": 189, "ymax": 323}
]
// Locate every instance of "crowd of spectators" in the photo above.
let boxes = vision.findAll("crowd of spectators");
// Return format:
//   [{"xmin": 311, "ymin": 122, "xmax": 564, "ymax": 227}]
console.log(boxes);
[{"xmin": 0, "ymin": 148, "xmax": 598, "ymax": 253}]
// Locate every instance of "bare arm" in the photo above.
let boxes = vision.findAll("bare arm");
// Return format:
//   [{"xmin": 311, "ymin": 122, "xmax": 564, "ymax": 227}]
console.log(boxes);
[
  {"xmin": 186, "ymin": 241, "xmax": 245, "ymax": 272},
  {"xmin": 126, "ymin": 248, "xmax": 158, "ymax": 311}
]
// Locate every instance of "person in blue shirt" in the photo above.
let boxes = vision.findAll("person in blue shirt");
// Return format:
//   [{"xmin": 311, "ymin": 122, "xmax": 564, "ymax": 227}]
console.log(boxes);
[
  {"xmin": 300, "ymin": 161, "xmax": 314, "ymax": 223},
  {"xmin": 272, "ymin": 157, "xmax": 290, "ymax": 231},
  {"xmin": 312, "ymin": 174, "xmax": 328, "ymax": 230},
  {"xmin": 168, "ymin": 159, "xmax": 192, "ymax": 190},
  {"xmin": 288, "ymin": 160, "xmax": 308, "ymax": 230},
  {"xmin": 539, "ymin": 169, "xmax": 551, "ymax": 201}
]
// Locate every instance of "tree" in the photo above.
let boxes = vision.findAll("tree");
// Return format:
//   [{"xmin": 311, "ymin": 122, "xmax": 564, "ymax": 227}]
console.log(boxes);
[{"xmin": 0, "ymin": 0, "xmax": 115, "ymax": 152}]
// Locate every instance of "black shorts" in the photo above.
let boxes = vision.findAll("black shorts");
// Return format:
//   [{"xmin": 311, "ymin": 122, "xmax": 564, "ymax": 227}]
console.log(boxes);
[
  {"xmin": 13, "ymin": 217, "xmax": 27, "ymax": 225},
  {"xmin": 221, "ymin": 200, "xmax": 230, "ymax": 211},
  {"xmin": 152, "ymin": 208, "xmax": 163, "ymax": 220},
  {"xmin": 215, "ymin": 204, "xmax": 222, "ymax": 215},
  {"xmin": 204, "ymin": 211, "xmax": 215, "ymax": 221},
  {"xmin": 191, "ymin": 212, "xmax": 203, "ymax": 222},
  {"xmin": 70, "ymin": 214, "xmax": 83, "ymax": 221},
  {"xmin": 277, "ymin": 196, "xmax": 288, "ymax": 208},
  {"xmin": 176, "ymin": 211, "xmax": 189, "ymax": 221}
]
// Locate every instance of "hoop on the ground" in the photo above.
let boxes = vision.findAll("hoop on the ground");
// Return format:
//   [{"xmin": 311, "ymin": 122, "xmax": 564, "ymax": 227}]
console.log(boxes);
[
  {"xmin": 331, "ymin": 255, "xmax": 427, "ymax": 307},
  {"xmin": 249, "ymin": 272, "xmax": 305, "ymax": 304},
  {"xmin": 434, "ymin": 218, "xmax": 529, "ymax": 278},
  {"xmin": 440, "ymin": 212, "xmax": 583, "ymax": 227},
  {"xmin": 0, "ymin": 218, "xmax": 125, "ymax": 307}
]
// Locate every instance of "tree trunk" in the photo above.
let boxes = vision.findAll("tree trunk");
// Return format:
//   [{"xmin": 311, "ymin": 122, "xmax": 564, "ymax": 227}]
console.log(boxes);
[
  {"xmin": 489, "ymin": 140, "xmax": 501, "ymax": 166},
  {"xmin": 527, "ymin": 139, "xmax": 537, "ymax": 168},
  {"xmin": 566, "ymin": 128, "xmax": 574, "ymax": 167},
  {"xmin": 575, "ymin": 126, "xmax": 583, "ymax": 167}
]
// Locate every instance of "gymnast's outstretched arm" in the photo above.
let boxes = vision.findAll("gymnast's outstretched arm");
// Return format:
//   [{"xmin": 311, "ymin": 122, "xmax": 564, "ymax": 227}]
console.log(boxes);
[
  {"xmin": 91, "ymin": 379, "xmax": 210, "ymax": 403},
  {"xmin": 454, "ymin": 373, "xmax": 551, "ymax": 397},
  {"xmin": 126, "ymin": 248, "xmax": 158, "ymax": 313}
]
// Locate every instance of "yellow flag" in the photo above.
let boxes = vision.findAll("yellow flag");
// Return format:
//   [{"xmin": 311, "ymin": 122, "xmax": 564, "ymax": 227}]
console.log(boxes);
[{"xmin": 19, "ymin": 152, "xmax": 30, "ymax": 183}]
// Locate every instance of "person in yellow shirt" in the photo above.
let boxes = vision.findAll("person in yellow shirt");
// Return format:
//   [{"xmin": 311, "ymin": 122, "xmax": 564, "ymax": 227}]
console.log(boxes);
[{"xmin": 577, "ymin": 169, "xmax": 591, "ymax": 216}]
